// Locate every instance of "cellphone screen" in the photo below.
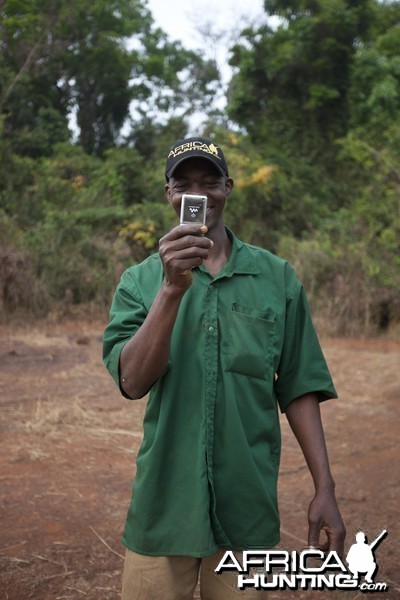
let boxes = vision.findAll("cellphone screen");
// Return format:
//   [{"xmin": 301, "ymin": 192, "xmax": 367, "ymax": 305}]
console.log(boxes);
[{"xmin": 180, "ymin": 194, "xmax": 207, "ymax": 225}]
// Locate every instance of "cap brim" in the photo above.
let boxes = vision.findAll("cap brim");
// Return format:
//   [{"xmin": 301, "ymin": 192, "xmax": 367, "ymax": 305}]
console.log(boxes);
[{"xmin": 165, "ymin": 153, "xmax": 226, "ymax": 179}]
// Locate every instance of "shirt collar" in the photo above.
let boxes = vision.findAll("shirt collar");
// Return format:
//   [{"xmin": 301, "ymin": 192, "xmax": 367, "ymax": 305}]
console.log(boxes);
[{"xmin": 200, "ymin": 227, "xmax": 261, "ymax": 280}]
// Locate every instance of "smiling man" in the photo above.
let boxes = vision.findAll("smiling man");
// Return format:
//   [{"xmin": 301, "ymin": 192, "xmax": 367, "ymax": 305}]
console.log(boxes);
[{"xmin": 102, "ymin": 137, "xmax": 345, "ymax": 600}]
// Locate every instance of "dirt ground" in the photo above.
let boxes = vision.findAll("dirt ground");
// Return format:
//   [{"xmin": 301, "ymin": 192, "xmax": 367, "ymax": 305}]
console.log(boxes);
[{"xmin": 0, "ymin": 319, "xmax": 399, "ymax": 600}]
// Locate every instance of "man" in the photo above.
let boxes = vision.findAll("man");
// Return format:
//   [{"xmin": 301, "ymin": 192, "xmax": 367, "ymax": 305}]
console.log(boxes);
[{"xmin": 103, "ymin": 137, "xmax": 345, "ymax": 599}]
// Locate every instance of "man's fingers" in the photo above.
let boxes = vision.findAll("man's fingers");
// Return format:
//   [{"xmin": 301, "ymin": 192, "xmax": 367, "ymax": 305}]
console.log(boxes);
[
  {"xmin": 159, "ymin": 224, "xmax": 213, "ymax": 290},
  {"xmin": 307, "ymin": 492, "xmax": 346, "ymax": 558},
  {"xmin": 173, "ymin": 257, "xmax": 205, "ymax": 271},
  {"xmin": 163, "ymin": 246, "xmax": 210, "ymax": 266},
  {"xmin": 164, "ymin": 235, "xmax": 213, "ymax": 252},
  {"xmin": 163, "ymin": 224, "xmax": 208, "ymax": 241},
  {"xmin": 159, "ymin": 227, "xmax": 213, "ymax": 265},
  {"xmin": 160, "ymin": 232, "xmax": 212, "ymax": 274},
  {"xmin": 308, "ymin": 520, "xmax": 321, "ymax": 550},
  {"xmin": 326, "ymin": 525, "xmax": 346, "ymax": 557},
  {"xmin": 308, "ymin": 522, "xmax": 345, "ymax": 557}
]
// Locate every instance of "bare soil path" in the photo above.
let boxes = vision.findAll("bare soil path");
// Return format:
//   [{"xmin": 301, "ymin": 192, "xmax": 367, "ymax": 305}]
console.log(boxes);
[{"xmin": 0, "ymin": 320, "xmax": 399, "ymax": 599}]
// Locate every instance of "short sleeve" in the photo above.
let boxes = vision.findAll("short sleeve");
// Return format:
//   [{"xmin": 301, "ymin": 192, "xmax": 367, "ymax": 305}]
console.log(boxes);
[
  {"xmin": 274, "ymin": 275, "xmax": 337, "ymax": 413},
  {"xmin": 102, "ymin": 270, "xmax": 148, "ymax": 399}
]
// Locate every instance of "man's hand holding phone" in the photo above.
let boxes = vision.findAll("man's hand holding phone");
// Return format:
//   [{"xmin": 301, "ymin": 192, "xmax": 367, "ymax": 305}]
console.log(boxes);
[{"xmin": 159, "ymin": 220, "xmax": 212, "ymax": 293}]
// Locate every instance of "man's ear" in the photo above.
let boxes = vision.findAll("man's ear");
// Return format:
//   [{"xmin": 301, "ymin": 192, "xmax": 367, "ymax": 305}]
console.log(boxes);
[
  {"xmin": 165, "ymin": 182, "xmax": 172, "ymax": 204},
  {"xmin": 225, "ymin": 177, "xmax": 234, "ymax": 196}
]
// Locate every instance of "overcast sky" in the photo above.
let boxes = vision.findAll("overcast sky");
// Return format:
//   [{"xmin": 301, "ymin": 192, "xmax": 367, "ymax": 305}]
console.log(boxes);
[
  {"xmin": 146, "ymin": 0, "xmax": 266, "ymax": 52},
  {"xmin": 144, "ymin": 0, "xmax": 268, "ymax": 131}
]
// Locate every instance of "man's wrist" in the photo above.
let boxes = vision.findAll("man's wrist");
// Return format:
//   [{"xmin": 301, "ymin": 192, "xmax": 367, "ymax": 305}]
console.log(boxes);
[
  {"xmin": 161, "ymin": 277, "xmax": 191, "ymax": 298},
  {"xmin": 314, "ymin": 476, "xmax": 336, "ymax": 494}
]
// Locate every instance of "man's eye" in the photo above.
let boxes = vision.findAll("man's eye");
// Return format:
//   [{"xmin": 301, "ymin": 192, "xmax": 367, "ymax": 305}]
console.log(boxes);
[{"xmin": 205, "ymin": 181, "xmax": 219, "ymax": 188}]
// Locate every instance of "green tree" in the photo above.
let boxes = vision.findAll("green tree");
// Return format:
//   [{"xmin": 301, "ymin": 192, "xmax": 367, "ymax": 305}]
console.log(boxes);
[
  {"xmin": 348, "ymin": 3, "xmax": 400, "ymax": 141},
  {"xmin": 227, "ymin": 0, "xmax": 373, "ymax": 154},
  {"xmin": 0, "ymin": 0, "xmax": 219, "ymax": 155}
]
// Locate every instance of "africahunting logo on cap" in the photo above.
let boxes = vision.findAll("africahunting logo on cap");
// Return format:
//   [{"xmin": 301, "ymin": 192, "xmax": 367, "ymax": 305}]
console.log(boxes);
[{"xmin": 168, "ymin": 140, "xmax": 221, "ymax": 159}]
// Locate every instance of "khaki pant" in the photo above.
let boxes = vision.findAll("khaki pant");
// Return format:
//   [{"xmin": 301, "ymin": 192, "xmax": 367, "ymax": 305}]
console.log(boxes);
[{"xmin": 121, "ymin": 548, "xmax": 268, "ymax": 600}]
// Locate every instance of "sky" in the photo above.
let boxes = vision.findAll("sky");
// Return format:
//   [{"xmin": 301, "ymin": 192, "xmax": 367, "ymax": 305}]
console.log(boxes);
[
  {"xmin": 146, "ymin": 0, "xmax": 270, "ymax": 87},
  {"xmin": 146, "ymin": 0, "xmax": 266, "ymax": 54},
  {"xmin": 144, "ymin": 0, "xmax": 269, "ymax": 131}
]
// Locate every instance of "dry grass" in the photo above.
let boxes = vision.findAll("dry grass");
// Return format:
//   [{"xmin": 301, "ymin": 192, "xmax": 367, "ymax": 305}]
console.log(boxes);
[{"xmin": 23, "ymin": 399, "xmax": 104, "ymax": 433}]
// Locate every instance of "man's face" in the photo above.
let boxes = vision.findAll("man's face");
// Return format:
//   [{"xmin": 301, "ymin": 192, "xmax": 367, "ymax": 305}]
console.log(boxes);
[{"xmin": 165, "ymin": 158, "xmax": 233, "ymax": 233}]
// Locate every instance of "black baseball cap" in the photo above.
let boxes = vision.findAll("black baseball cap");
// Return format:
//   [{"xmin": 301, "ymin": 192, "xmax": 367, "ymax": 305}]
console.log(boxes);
[{"xmin": 165, "ymin": 137, "xmax": 229, "ymax": 180}]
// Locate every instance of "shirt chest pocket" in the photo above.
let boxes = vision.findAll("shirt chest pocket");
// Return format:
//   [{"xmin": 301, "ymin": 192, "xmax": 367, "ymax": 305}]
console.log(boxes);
[{"xmin": 222, "ymin": 303, "xmax": 277, "ymax": 379}]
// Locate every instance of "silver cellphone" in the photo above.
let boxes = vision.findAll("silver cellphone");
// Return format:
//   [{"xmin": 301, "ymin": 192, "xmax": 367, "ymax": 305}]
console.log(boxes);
[{"xmin": 180, "ymin": 194, "xmax": 207, "ymax": 225}]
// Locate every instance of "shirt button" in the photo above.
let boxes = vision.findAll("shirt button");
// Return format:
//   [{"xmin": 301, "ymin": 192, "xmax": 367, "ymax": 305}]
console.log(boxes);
[{"xmin": 208, "ymin": 326, "xmax": 215, "ymax": 333}]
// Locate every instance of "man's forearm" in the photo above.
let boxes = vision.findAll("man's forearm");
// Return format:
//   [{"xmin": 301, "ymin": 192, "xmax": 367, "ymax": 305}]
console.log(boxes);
[
  {"xmin": 119, "ymin": 281, "xmax": 185, "ymax": 399},
  {"xmin": 285, "ymin": 393, "xmax": 345, "ymax": 554},
  {"xmin": 285, "ymin": 393, "xmax": 334, "ymax": 490},
  {"xmin": 119, "ymin": 223, "xmax": 213, "ymax": 399}
]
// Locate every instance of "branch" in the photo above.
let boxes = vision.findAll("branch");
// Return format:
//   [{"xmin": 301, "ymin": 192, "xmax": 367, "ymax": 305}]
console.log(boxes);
[
  {"xmin": 0, "ymin": 39, "xmax": 43, "ymax": 113},
  {"xmin": 89, "ymin": 526, "xmax": 125, "ymax": 560}
]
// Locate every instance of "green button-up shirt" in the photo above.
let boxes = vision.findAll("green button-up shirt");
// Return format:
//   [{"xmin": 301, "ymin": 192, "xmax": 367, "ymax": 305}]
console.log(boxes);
[{"xmin": 103, "ymin": 229, "xmax": 337, "ymax": 557}]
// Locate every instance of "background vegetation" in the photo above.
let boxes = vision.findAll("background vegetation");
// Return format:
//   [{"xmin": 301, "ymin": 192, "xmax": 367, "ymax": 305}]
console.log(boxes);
[{"xmin": 0, "ymin": 0, "xmax": 399, "ymax": 335}]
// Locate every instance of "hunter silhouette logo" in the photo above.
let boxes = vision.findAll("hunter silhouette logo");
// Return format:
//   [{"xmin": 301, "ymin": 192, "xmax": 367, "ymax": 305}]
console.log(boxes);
[{"xmin": 346, "ymin": 530, "xmax": 387, "ymax": 589}]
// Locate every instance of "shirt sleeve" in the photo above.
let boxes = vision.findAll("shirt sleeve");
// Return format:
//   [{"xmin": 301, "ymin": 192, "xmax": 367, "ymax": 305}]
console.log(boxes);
[
  {"xmin": 102, "ymin": 269, "xmax": 148, "ymax": 399},
  {"xmin": 274, "ymin": 270, "xmax": 337, "ymax": 413}
]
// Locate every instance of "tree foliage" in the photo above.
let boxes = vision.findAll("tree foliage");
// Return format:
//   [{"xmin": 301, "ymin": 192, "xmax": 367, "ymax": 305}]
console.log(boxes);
[
  {"xmin": 0, "ymin": 0, "xmax": 219, "ymax": 155},
  {"xmin": 0, "ymin": 0, "xmax": 399, "ymax": 334},
  {"xmin": 221, "ymin": 0, "xmax": 400, "ymax": 333},
  {"xmin": 228, "ymin": 0, "xmax": 375, "ymax": 152}
]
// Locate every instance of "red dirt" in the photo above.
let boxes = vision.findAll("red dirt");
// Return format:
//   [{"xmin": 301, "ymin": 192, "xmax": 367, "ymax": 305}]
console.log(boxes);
[{"xmin": 0, "ymin": 320, "xmax": 399, "ymax": 600}]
